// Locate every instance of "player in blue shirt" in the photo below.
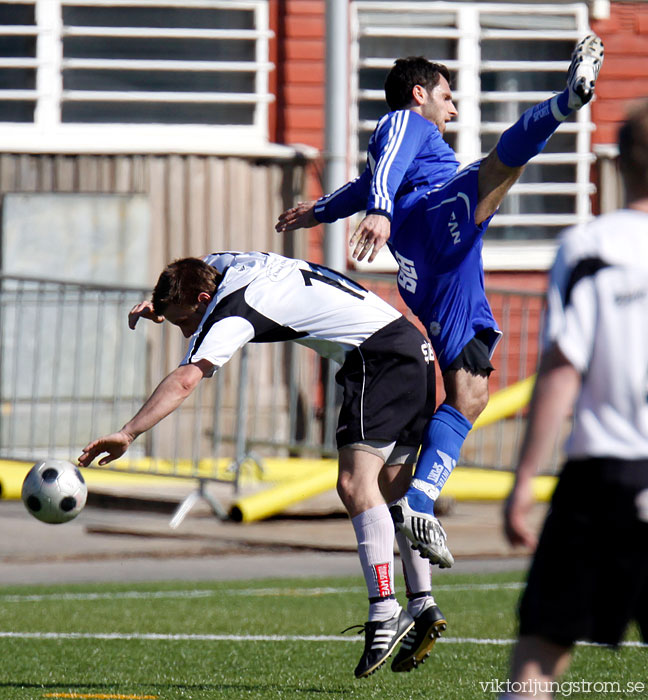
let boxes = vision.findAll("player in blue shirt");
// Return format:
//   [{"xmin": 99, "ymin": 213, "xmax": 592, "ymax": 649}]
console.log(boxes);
[{"xmin": 276, "ymin": 35, "xmax": 604, "ymax": 567}]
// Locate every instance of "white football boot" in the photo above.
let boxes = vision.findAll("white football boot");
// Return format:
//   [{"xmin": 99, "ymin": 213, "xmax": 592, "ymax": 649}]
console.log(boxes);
[
  {"xmin": 566, "ymin": 34, "xmax": 604, "ymax": 110},
  {"xmin": 390, "ymin": 496, "xmax": 454, "ymax": 568}
]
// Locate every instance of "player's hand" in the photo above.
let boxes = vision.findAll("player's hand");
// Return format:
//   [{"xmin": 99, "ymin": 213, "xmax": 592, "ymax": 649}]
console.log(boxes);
[
  {"xmin": 349, "ymin": 214, "xmax": 391, "ymax": 262},
  {"xmin": 503, "ymin": 480, "xmax": 538, "ymax": 550},
  {"xmin": 275, "ymin": 201, "xmax": 319, "ymax": 232},
  {"xmin": 128, "ymin": 300, "xmax": 164, "ymax": 330},
  {"xmin": 78, "ymin": 430, "xmax": 134, "ymax": 467}
]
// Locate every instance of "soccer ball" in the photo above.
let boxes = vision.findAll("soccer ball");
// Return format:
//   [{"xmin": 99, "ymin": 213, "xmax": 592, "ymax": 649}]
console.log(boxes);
[{"xmin": 21, "ymin": 459, "xmax": 88, "ymax": 524}]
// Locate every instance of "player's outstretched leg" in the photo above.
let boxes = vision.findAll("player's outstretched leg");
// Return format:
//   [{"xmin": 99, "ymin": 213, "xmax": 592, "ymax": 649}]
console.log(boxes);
[
  {"xmin": 343, "ymin": 607, "xmax": 414, "ymax": 678},
  {"xmin": 495, "ymin": 33, "xmax": 604, "ymax": 168},
  {"xmin": 390, "ymin": 497, "xmax": 454, "ymax": 568},
  {"xmin": 391, "ymin": 596, "xmax": 447, "ymax": 672}
]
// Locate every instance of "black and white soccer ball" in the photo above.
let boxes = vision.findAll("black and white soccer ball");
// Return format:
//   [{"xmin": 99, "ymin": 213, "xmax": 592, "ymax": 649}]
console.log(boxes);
[{"xmin": 21, "ymin": 459, "xmax": 88, "ymax": 524}]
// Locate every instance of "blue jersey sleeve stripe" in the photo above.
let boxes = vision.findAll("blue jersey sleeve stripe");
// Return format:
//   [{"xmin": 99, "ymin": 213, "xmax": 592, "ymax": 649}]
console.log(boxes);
[
  {"xmin": 371, "ymin": 110, "xmax": 410, "ymax": 214},
  {"xmin": 374, "ymin": 111, "xmax": 408, "ymax": 205},
  {"xmin": 374, "ymin": 111, "xmax": 401, "ymax": 195},
  {"xmin": 379, "ymin": 111, "xmax": 410, "ymax": 190},
  {"xmin": 368, "ymin": 112, "xmax": 396, "ymax": 203},
  {"xmin": 317, "ymin": 178, "xmax": 356, "ymax": 206}
]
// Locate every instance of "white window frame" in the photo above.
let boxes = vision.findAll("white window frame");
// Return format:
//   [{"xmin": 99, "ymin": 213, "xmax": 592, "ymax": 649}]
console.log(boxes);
[
  {"xmin": 350, "ymin": 1, "xmax": 594, "ymax": 271},
  {"xmin": 0, "ymin": 0, "xmax": 290, "ymax": 156}
]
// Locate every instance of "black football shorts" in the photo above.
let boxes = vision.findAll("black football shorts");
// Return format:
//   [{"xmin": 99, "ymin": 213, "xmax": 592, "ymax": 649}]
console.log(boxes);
[
  {"xmin": 335, "ymin": 316, "xmax": 436, "ymax": 451},
  {"xmin": 519, "ymin": 457, "xmax": 648, "ymax": 646}
]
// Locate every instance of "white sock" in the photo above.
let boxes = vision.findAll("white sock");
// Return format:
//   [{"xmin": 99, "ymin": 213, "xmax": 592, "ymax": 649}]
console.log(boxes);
[
  {"xmin": 407, "ymin": 594, "xmax": 436, "ymax": 618},
  {"xmin": 351, "ymin": 504, "xmax": 400, "ymax": 621},
  {"xmin": 394, "ymin": 527, "xmax": 432, "ymax": 601}
]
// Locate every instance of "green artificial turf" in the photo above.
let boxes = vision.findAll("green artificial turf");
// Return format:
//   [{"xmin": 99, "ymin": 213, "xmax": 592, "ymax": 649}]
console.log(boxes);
[{"xmin": 1, "ymin": 572, "xmax": 645, "ymax": 700}]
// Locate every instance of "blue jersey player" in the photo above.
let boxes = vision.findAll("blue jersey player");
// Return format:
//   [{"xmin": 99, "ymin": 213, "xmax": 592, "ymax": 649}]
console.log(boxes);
[{"xmin": 276, "ymin": 35, "xmax": 604, "ymax": 568}]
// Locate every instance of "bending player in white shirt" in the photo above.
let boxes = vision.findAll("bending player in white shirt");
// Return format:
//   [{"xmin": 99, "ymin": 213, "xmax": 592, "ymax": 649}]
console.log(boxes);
[{"xmin": 79, "ymin": 251, "xmax": 444, "ymax": 678}]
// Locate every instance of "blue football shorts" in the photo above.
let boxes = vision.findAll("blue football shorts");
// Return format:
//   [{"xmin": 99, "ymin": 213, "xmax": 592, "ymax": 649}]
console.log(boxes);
[{"xmin": 390, "ymin": 161, "xmax": 501, "ymax": 372}]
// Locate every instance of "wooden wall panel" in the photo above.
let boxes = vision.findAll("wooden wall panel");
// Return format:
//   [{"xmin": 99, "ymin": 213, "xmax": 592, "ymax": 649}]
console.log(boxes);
[
  {"xmin": 206, "ymin": 158, "xmax": 226, "ymax": 255},
  {"xmin": 0, "ymin": 151, "xmax": 309, "ymax": 462},
  {"xmin": 38, "ymin": 156, "xmax": 55, "ymax": 191},
  {"xmin": 0, "ymin": 153, "xmax": 308, "ymax": 286},
  {"xmin": 147, "ymin": 156, "xmax": 168, "ymax": 277},
  {"xmin": 187, "ymin": 156, "xmax": 207, "ymax": 256}
]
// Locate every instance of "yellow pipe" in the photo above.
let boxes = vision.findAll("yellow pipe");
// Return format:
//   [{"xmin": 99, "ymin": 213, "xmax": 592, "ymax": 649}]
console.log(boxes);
[
  {"xmin": 229, "ymin": 466, "xmax": 338, "ymax": 523},
  {"xmin": 228, "ymin": 463, "xmax": 556, "ymax": 523},
  {"xmin": 0, "ymin": 459, "xmax": 194, "ymax": 500},
  {"xmin": 473, "ymin": 375, "xmax": 536, "ymax": 429},
  {"xmin": 230, "ymin": 375, "xmax": 540, "ymax": 521},
  {"xmin": 1, "ymin": 377, "xmax": 540, "ymax": 520},
  {"xmin": 442, "ymin": 467, "xmax": 555, "ymax": 502}
]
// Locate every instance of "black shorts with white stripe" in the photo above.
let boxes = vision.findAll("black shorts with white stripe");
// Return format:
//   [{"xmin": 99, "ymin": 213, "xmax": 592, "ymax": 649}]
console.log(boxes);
[{"xmin": 335, "ymin": 316, "xmax": 436, "ymax": 451}]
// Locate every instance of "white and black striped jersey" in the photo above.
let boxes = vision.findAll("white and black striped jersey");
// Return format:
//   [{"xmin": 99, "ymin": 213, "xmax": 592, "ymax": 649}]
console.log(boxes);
[
  {"xmin": 545, "ymin": 209, "xmax": 648, "ymax": 459},
  {"xmin": 180, "ymin": 251, "xmax": 402, "ymax": 371}
]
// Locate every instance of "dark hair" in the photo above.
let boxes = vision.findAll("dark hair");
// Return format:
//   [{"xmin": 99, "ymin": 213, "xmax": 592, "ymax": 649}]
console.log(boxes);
[
  {"xmin": 152, "ymin": 257, "xmax": 221, "ymax": 315},
  {"xmin": 618, "ymin": 100, "xmax": 648, "ymax": 193},
  {"xmin": 384, "ymin": 57, "xmax": 451, "ymax": 111}
]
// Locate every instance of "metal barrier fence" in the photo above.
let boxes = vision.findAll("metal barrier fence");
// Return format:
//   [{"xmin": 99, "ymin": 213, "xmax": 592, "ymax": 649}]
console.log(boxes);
[{"xmin": 0, "ymin": 272, "xmax": 558, "ymax": 495}]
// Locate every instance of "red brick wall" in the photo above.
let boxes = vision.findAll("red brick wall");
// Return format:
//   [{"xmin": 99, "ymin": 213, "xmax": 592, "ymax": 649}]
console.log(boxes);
[
  {"xmin": 268, "ymin": 3, "xmax": 648, "ymax": 387},
  {"xmin": 485, "ymin": 273, "xmax": 547, "ymax": 386},
  {"xmin": 269, "ymin": 0, "xmax": 327, "ymax": 261},
  {"xmin": 270, "ymin": 0, "xmax": 326, "ymax": 149},
  {"xmin": 270, "ymin": 3, "xmax": 648, "ymax": 167},
  {"xmin": 591, "ymin": 3, "xmax": 648, "ymax": 145}
]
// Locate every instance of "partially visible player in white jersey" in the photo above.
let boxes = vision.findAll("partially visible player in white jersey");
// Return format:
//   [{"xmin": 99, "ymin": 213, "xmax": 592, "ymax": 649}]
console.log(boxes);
[
  {"xmin": 79, "ymin": 250, "xmax": 447, "ymax": 678},
  {"xmin": 500, "ymin": 102, "xmax": 648, "ymax": 700}
]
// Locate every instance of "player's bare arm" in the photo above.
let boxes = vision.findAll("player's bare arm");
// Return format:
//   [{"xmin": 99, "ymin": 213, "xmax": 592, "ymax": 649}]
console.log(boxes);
[
  {"xmin": 504, "ymin": 345, "xmax": 580, "ymax": 549},
  {"xmin": 275, "ymin": 200, "xmax": 319, "ymax": 232},
  {"xmin": 78, "ymin": 361, "xmax": 211, "ymax": 466},
  {"xmin": 349, "ymin": 213, "xmax": 391, "ymax": 263},
  {"xmin": 128, "ymin": 300, "xmax": 165, "ymax": 330}
]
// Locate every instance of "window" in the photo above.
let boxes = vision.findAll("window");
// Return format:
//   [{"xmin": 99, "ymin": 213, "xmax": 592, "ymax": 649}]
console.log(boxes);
[
  {"xmin": 351, "ymin": 1, "xmax": 593, "ymax": 270},
  {"xmin": 0, "ymin": 0, "xmax": 275, "ymax": 154},
  {"xmin": 0, "ymin": 1, "xmax": 37, "ymax": 123}
]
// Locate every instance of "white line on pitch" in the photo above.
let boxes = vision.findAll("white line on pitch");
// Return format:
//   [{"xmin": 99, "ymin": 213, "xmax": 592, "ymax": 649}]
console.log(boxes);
[
  {"xmin": 0, "ymin": 582, "xmax": 523, "ymax": 604},
  {"xmin": 0, "ymin": 631, "xmax": 645, "ymax": 648}
]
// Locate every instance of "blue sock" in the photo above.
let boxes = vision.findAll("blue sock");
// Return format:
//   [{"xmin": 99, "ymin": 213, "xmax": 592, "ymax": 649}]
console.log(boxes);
[
  {"xmin": 496, "ymin": 89, "xmax": 571, "ymax": 167},
  {"xmin": 406, "ymin": 404, "xmax": 472, "ymax": 514}
]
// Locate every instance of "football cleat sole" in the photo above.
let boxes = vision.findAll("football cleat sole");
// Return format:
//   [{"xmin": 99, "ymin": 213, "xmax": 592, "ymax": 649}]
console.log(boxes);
[
  {"xmin": 390, "ymin": 499, "xmax": 455, "ymax": 568},
  {"xmin": 391, "ymin": 608, "xmax": 447, "ymax": 673},
  {"xmin": 566, "ymin": 34, "xmax": 604, "ymax": 110}
]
